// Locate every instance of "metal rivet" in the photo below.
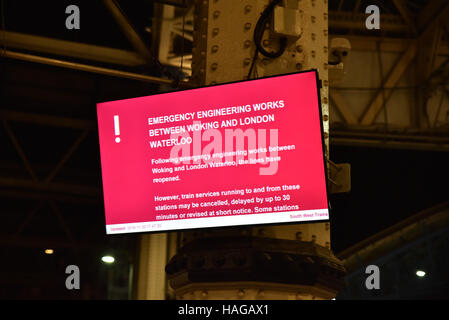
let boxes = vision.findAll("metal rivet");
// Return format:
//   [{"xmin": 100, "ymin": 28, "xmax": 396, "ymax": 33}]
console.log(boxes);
[
  {"xmin": 311, "ymin": 235, "xmax": 317, "ymax": 242},
  {"xmin": 296, "ymin": 231, "xmax": 302, "ymax": 240},
  {"xmin": 312, "ymin": 33, "xmax": 316, "ymax": 40},
  {"xmin": 263, "ymin": 39, "xmax": 270, "ymax": 47},
  {"xmin": 325, "ymin": 222, "xmax": 330, "ymax": 230},
  {"xmin": 323, "ymin": 97, "xmax": 328, "ymax": 104},
  {"xmin": 211, "ymin": 45, "xmax": 219, "ymax": 53},
  {"xmin": 244, "ymin": 22, "xmax": 252, "ymax": 30},
  {"xmin": 311, "ymin": 50, "xmax": 316, "ymax": 58},
  {"xmin": 244, "ymin": 40, "xmax": 251, "ymax": 48},
  {"xmin": 201, "ymin": 291, "xmax": 208, "ymax": 298},
  {"xmin": 323, "ymin": 114, "xmax": 329, "ymax": 121},
  {"xmin": 213, "ymin": 11, "xmax": 220, "ymax": 19},
  {"xmin": 311, "ymin": 16, "xmax": 316, "ymax": 23},
  {"xmin": 244, "ymin": 5, "xmax": 252, "ymax": 14},
  {"xmin": 324, "ymin": 13, "xmax": 328, "ymax": 20},
  {"xmin": 296, "ymin": 45, "xmax": 303, "ymax": 53},
  {"xmin": 323, "ymin": 80, "xmax": 329, "ymax": 87},
  {"xmin": 211, "ymin": 63, "xmax": 218, "ymax": 71},
  {"xmin": 296, "ymin": 63, "xmax": 302, "ymax": 70},
  {"xmin": 324, "ymin": 29, "xmax": 328, "ymax": 36},
  {"xmin": 212, "ymin": 28, "xmax": 219, "ymax": 36},
  {"xmin": 238, "ymin": 289, "xmax": 245, "ymax": 297},
  {"xmin": 243, "ymin": 58, "xmax": 251, "ymax": 66},
  {"xmin": 324, "ymin": 46, "xmax": 328, "ymax": 53}
]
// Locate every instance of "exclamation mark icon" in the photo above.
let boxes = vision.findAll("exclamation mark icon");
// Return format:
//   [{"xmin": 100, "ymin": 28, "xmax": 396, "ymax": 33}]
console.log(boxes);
[{"xmin": 114, "ymin": 115, "xmax": 121, "ymax": 143}]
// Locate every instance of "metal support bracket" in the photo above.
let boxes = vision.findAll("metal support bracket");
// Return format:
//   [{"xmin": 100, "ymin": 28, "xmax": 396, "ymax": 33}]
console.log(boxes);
[{"xmin": 328, "ymin": 160, "xmax": 351, "ymax": 194}]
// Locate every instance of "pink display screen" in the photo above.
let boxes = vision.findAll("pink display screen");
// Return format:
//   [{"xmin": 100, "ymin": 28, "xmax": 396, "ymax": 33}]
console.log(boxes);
[{"xmin": 97, "ymin": 71, "xmax": 329, "ymax": 234}]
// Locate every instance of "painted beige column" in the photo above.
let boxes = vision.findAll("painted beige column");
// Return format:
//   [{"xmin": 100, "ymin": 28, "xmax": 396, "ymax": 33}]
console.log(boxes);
[{"xmin": 136, "ymin": 233, "xmax": 168, "ymax": 300}]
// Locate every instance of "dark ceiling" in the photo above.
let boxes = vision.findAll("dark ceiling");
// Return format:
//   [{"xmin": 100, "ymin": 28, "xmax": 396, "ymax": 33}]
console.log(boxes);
[{"xmin": 1, "ymin": 0, "xmax": 150, "ymax": 49}]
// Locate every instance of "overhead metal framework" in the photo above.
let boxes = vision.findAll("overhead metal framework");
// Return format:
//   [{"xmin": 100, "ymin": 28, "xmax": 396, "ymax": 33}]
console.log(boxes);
[
  {"xmin": 0, "ymin": 1, "xmax": 447, "ymax": 153},
  {"xmin": 0, "ymin": 31, "xmax": 147, "ymax": 66},
  {"xmin": 0, "ymin": 1, "xmax": 183, "ymax": 87},
  {"xmin": 327, "ymin": 0, "xmax": 449, "ymax": 151},
  {"xmin": 2, "ymin": 50, "xmax": 177, "ymax": 86}
]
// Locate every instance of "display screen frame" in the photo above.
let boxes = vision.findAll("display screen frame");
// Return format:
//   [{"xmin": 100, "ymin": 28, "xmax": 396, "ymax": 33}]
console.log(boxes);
[{"xmin": 97, "ymin": 69, "xmax": 331, "ymax": 235}]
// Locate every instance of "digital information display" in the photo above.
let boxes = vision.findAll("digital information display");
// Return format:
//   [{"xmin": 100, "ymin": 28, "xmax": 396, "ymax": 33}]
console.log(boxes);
[{"xmin": 97, "ymin": 71, "xmax": 329, "ymax": 234}]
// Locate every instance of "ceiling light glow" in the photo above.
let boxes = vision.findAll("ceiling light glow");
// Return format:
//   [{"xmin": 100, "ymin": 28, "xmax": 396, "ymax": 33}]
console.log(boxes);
[
  {"xmin": 101, "ymin": 255, "xmax": 115, "ymax": 264},
  {"xmin": 416, "ymin": 270, "xmax": 426, "ymax": 277}
]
